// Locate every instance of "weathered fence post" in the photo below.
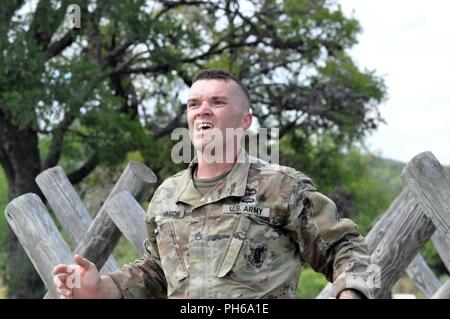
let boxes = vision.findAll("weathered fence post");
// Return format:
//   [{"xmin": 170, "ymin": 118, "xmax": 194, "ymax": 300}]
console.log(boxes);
[
  {"xmin": 72, "ymin": 161, "xmax": 156, "ymax": 270},
  {"xmin": 431, "ymin": 231, "xmax": 450, "ymax": 273},
  {"xmin": 365, "ymin": 188, "xmax": 409, "ymax": 252},
  {"xmin": 5, "ymin": 194, "xmax": 75, "ymax": 299},
  {"xmin": 402, "ymin": 151, "xmax": 450, "ymax": 298},
  {"xmin": 318, "ymin": 151, "xmax": 450, "ymax": 299},
  {"xmin": 432, "ymin": 279, "xmax": 450, "ymax": 299},
  {"xmin": 104, "ymin": 191, "xmax": 147, "ymax": 255},
  {"xmin": 317, "ymin": 187, "xmax": 439, "ymax": 299},
  {"xmin": 369, "ymin": 191, "xmax": 436, "ymax": 297},
  {"xmin": 36, "ymin": 166, "xmax": 118, "ymax": 273},
  {"xmin": 402, "ymin": 151, "xmax": 450, "ymax": 250},
  {"xmin": 406, "ymin": 254, "xmax": 442, "ymax": 298}
]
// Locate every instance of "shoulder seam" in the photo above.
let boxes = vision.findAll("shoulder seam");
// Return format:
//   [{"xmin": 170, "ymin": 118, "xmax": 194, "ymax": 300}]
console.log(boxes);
[
  {"xmin": 254, "ymin": 164, "xmax": 311, "ymax": 182},
  {"xmin": 164, "ymin": 168, "xmax": 188, "ymax": 181}
]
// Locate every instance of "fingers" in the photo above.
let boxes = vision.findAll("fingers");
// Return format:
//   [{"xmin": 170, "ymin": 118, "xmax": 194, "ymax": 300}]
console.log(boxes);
[
  {"xmin": 53, "ymin": 264, "xmax": 69, "ymax": 275},
  {"xmin": 53, "ymin": 273, "xmax": 73, "ymax": 298},
  {"xmin": 53, "ymin": 258, "xmax": 85, "ymax": 299},
  {"xmin": 74, "ymin": 254, "xmax": 93, "ymax": 270},
  {"xmin": 57, "ymin": 286, "xmax": 73, "ymax": 299},
  {"xmin": 53, "ymin": 273, "xmax": 67, "ymax": 289}
]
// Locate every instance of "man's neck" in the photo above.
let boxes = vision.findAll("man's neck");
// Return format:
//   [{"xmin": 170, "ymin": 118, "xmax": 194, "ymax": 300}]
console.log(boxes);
[
  {"xmin": 196, "ymin": 145, "xmax": 238, "ymax": 179},
  {"xmin": 196, "ymin": 160, "xmax": 235, "ymax": 180}
]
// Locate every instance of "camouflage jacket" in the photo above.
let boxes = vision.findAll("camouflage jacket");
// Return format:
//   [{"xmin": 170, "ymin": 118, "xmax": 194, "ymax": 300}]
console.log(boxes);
[{"xmin": 108, "ymin": 150, "xmax": 374, "ymax": 299}]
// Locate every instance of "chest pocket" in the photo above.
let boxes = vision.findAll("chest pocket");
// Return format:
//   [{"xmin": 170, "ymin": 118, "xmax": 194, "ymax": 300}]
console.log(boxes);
[
  {"xmin": 216, "ymin": 214, "xmax": 273, "ymax": 291},
  {"xmin": 155, "ymin": 217, "xmax": 189, "ymax": 296}
]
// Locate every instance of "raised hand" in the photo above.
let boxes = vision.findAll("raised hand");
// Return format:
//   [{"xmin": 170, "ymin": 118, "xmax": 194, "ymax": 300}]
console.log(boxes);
[{"xmin": 52, "ymin": 254, "xmax": 102, "ymax": 299}]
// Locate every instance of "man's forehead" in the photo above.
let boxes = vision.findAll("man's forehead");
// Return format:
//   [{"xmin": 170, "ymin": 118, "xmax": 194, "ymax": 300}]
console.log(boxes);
[{"xmin": 188, "ymin": 79, "xmax": 239, "ymax": 98}]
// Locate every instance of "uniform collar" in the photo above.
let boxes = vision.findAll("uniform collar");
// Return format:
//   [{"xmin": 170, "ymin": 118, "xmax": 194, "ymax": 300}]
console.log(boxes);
[{"xmin": 175, "ymin": 148, "xmax": 250, "ymax": 208}]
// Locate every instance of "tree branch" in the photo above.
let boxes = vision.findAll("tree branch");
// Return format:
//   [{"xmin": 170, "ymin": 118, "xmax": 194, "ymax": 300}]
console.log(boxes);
[
  {"xmin": 67, "ymin": 155, "xmax": 100, "ymax": 185},
  {"xmin": 158, "ymin": 0, "xmax": 211, "ymax": 9},
  {"xmin": 45, "ymin": 30, "xmax": 77, "ymax": 59},
  {"xmin": 109, "ymin": 63, "xmax": 170, "ymax": 77},
  {"xmin": 41, "ymin": 113, "xmax": 76, "ymax": 170},
  {"xmin": 182, "ymin": 40, "xmax": 260, "ymax": 64},
  {"xmin": 28, "ymin": 0, "xmax": 74, "ymax": 51},
  {"xmin": 26, "ymin": 1, "xmax": 89, "ymax": 60},
  {"xmin": 153, "ymin": 105, "xmax": 186, "ymax": 138},
  {"xmin": 103, "ymin": 40, "xmax": 136, "ymax": 67},
  {"xmin": 109, "ymin": 72, "xmax": 140, "ymax": 119}
]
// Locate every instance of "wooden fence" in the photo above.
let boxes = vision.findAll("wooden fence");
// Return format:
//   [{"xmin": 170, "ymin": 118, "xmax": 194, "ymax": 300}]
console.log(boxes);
[
  {"xmin": 317, "ymin": 151, "xmax": 450, "ymax": 299},
  {"xmin": 5, "ymin": 161, "xmax": 156, "ymax": 298},
  {"xmin": 3, "ymin": 152, "xmax": 450, "ymax": 298}
]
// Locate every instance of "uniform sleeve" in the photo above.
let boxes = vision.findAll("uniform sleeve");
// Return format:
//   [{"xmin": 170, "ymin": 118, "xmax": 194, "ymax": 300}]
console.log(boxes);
[
  {"xmin": 106, "ymin": 208, "xmax": 167, "ymax": 299},
  {"xmin": 288, "ymin": 179, "xmax": 374, "ymax": 299}
]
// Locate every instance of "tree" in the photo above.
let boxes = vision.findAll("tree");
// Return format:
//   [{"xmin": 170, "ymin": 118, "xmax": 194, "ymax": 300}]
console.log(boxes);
[{"xmin": 0, "ymin": 0, "xmax": 385, "ymax": 297}]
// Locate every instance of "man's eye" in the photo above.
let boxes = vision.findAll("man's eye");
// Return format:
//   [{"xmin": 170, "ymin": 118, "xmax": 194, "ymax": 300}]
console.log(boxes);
[
  {"xmin": 188, "ymin": 102, "xmax": 198, "ymax": 108},
  {"xmin": 213, "ymin": 100, "xmax": 225, "ymax": 106}
]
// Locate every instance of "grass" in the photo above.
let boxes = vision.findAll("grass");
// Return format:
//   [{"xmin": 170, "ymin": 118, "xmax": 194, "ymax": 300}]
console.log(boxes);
[
  {"xmin": 392, "ymin": 274, "xmax": 425, "ymax": 299},
  {"xmin": 296, "ymin": 267, "xmax": 328, "ymax": 299},
  {"xmin": 0, "ymin": 280, "xmax": 6, "ymax": 298}
]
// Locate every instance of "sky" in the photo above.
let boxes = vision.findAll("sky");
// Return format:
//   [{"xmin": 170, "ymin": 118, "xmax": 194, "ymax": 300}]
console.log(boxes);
[{"xmin": 338, "ymin": 0, "xmax": 450, "ymax": 165}]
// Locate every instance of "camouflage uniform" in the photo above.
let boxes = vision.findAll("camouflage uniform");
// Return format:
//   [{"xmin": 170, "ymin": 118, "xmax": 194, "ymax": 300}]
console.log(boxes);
[{"xmin": 108, "ymin": 150, "xmax": 374, "ymax": 299}]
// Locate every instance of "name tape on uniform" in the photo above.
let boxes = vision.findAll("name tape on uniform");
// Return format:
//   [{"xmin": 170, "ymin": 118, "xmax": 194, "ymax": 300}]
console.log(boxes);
[{"xmin": 155, "ymin": 211, "xmax": 185, "ymax": 222}]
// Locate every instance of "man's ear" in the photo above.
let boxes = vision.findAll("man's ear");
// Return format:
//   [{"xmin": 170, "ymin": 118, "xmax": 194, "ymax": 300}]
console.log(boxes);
[{"xmin": 240, "ymin": 111, "xmax": 253, "ymax": 130}]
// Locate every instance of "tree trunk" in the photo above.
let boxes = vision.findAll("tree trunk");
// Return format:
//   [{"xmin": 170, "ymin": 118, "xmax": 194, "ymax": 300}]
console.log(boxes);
[{"xmin": 0, "ymin": 119, "xmax": 46, "ymax": 298}]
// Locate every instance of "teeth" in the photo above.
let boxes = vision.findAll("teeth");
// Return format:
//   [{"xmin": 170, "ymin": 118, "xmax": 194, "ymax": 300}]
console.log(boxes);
[{"xmin": 196, "ymin": 122, "xmax": 213, "ymax": 130}]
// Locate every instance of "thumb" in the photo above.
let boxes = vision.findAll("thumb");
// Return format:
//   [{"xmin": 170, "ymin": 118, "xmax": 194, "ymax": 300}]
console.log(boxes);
[{"xmin": 74, "ymin": 254, "xmax": 93, "ymax": 270}]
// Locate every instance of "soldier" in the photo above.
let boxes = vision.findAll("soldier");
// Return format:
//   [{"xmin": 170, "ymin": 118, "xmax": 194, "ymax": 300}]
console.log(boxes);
[{"xmin": 53, "ymin": 69, "xmax": 374, "ymax": 299}]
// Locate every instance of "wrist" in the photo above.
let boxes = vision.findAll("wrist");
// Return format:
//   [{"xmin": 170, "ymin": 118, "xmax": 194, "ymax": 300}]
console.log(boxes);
[{"xmin": 99, "ymin": 275, "xmax": 123, "ymax": 299}]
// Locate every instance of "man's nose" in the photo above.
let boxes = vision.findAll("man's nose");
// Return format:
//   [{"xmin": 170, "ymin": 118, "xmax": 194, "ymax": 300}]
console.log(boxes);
[{"xmin": 198, "ymin": 99, "xmax": 213, "ymax": 115}]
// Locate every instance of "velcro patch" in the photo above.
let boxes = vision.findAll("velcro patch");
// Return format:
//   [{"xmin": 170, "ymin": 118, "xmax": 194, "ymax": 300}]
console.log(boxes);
[{"xmin": 223, "ymin": 204, "xmax": 270, "ymax": 218}]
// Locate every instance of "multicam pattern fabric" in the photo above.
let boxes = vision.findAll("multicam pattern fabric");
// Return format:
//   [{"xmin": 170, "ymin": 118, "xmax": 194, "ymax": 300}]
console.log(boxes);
[{"xmin": 108, "ymin": 150, "xmax": 373, "ymax": 299}]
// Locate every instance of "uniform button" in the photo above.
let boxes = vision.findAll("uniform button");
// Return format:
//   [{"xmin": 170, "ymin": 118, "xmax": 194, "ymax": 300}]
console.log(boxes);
[{"xmin": 195, "ymin": 232, "xmax": 203, "ymax": 240}]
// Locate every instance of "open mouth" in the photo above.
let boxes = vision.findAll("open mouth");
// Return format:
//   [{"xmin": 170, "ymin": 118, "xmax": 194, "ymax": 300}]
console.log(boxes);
[{"xmin": 196, "ymin": 122, "xmax": 214, "ymax": 132}]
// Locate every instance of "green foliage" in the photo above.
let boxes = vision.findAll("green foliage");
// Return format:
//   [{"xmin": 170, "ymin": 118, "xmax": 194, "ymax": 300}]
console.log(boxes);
[
  {"xmin": 112, "ymin": 236, "xmax": 140, "ymax": 268},
  {"xmin": 280, "ymin": 132, "xmax": 401, "ymax": 235},
  {"xmin": 296, "ymin": 267, "xmax": 328, "ymax": 299},
  {"xmin": 280, "ymin": 131, "xmax": 347, "ymax": 195},
  {"xmin": 0, "ymin": 168, "xmax": 8, "ymax": 297},
  {"xmin": 2, "ymin": 0, "xmax": 387, "ymax": 177},
  {"xmin": 140, "ymin": 136, "xmax": 188, "ymax": 182},
  {"xmin": 421, "ymin": 241, "xmax": 448, "ymax": 276}
]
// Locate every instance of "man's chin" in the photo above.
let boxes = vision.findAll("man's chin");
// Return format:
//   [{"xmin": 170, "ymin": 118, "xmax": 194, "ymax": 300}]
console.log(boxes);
[
  {"xmin": 193, "ymin": 140, "xmax": 213, "ymax": 153},
  {"xmin": 194, "ymin": 140, "xmax": 238, "ymax": 161}
]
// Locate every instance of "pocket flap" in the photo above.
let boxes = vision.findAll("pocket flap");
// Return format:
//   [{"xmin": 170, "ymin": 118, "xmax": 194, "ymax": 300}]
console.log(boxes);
[
  {"xmin": 155, "ymin": 219, "xmax": 189, "ymax": 295},
  {"xmin": 216, "ymin": 215, "xmax": 251, "ymax": 278}
]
